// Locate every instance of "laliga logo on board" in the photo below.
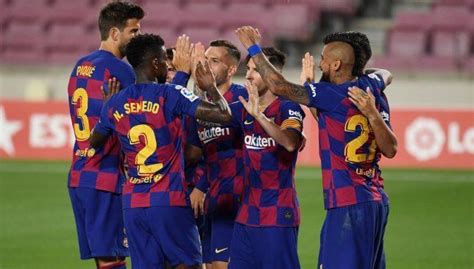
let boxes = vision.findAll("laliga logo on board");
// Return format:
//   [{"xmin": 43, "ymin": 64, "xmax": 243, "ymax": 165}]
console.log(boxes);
[{"xmin": 405, "ymin": 117, "xmax": 474, "ymax": 161}]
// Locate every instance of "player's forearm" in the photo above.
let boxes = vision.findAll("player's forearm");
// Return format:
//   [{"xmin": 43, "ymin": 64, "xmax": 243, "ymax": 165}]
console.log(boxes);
[
  {"xmin": 195, "ymin": 101, "xmax": 232, "ymax": 124},
  {"xmin": 367, "ymin": 114, "xmax": 398, "ymax": 158},
  {"xmin": 365, "ymin": 68, "xmax": 392, "ymax": 86},
  {"xmin": 252, "ymin": 54, "xmax": 311, "ymax": 106},
  {"xmin": 89, "ymin": 131, "xmax": 108, "ymax": 149},
  {"xmin": 255, "ymin": 113, "xmax": 301, "ymax": 152}
]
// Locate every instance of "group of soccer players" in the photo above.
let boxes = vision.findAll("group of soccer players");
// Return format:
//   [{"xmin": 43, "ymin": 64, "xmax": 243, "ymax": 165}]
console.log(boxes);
[{"xmin": 67, "ymin": 1, "xmax": 397, "ymax": 269}]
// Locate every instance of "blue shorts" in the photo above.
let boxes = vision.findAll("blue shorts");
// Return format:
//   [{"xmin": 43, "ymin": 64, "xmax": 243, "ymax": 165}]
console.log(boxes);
[
  {"xmin": 197, "ymin": 215, "xmax": 212, "ymax": 264},
  {"xmin": 229, "ymin": 223, "xmax": 300, "ymax": 269},
  {"xmin": 318, "ymin": 201, "xmax": 390, "ymax": 269},
  {"xmin": 123, "ymin": 206, "xmax": 202, "ymax": 269},
  {"xmin": 68, "ymin": 187, "xmax": 128, "ymax": 259},
  {"xmin": 211, "ymin": 217, "xmax": 235, "ymax": 262}
]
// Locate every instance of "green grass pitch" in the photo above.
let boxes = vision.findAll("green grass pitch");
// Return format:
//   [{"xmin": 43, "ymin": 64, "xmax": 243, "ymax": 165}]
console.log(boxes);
[{"xmin": 0, "ymin": 160, "xmax": 472, "ymax": 268}]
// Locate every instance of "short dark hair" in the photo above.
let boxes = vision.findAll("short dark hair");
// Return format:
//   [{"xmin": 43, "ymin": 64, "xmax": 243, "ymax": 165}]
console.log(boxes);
[
  {"xmin": 323, "ymin": 31, "xmax": 372, "ymax": 76},
  {"xmin": 209, "ymin": 40, "xmax": 241, "ymax": 63},
  {"xmin": 166, "ymin": 48, "xmax": 174, "ymax": 61},
  {"xmin": 98, "ymin": 1, "xmax": 145, "ymax": 41},
  {"xmin": 126, "ymin": 34, "xmax": 165, "ymax": 69},
  {"xmin": 245, "ymin": 47, "xmax": 286, "ymax": 69}
]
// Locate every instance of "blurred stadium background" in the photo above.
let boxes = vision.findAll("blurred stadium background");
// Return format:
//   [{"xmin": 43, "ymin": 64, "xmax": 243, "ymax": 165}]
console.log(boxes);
[{"xmin": 0, "ymin": 0, "xmax": 473, "ymax": 268}]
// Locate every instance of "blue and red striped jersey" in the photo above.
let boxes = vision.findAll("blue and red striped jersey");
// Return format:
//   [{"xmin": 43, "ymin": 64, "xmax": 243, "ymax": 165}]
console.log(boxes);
[
  {"xmin": 229, "ymin": 97, "xmax": 305, "ymax": 227},
  {"xmin": 187, "ymin": 83, "xmax": 248, "ymax": 217},
  {"xmin": 67, "ymin": 50, "xmax": 135, "ymax": 193},
  {"xmin": 94, "ymin": 83, "xmax": 202, "ymax": 208},
  {"xmin": 304, "ymin": 74, "xmax": 391, "ymax": 209}
]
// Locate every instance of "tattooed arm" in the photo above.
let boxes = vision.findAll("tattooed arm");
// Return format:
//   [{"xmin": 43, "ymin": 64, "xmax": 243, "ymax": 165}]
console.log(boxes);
[
  {"xmin": 194, "ymin": 61, "xmax": 232, "ymax": 124},
  {"xmin": 236, "ymin": 26, "xmax": 311, "ymax": 106}
]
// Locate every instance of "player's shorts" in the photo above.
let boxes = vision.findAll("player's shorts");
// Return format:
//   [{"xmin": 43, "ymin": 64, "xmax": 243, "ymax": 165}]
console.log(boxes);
[
  {"xmin": 197, "ymin": 215, "xmax": 213, "ymax": 264},
  {"xmin": 210, "ymin": 217, "xmax": 235, "ymax": 262},
  {"xmin": 229, "ymin": 223, "xmax": 300, "ymax": 269},
  {"xmin": 68, "ymin": 187, "xmax": 128, "ymax": 260},
  {"xmin": 123, "ymin": 206, "xmax": 202, "ymax": 269},
  {"xmin": 318, "ymin": 201, "xmax": 390, "ymax": 269}
]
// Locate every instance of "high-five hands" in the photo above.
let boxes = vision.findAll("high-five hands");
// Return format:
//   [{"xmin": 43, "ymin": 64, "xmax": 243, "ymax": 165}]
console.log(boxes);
[
  {"xmin": 173, "ymin": 34, "xmax": 194, "ymax": 74},
  {"xmin": 235, "ymin": 26, "xmax": 262, "ymax": 49}
]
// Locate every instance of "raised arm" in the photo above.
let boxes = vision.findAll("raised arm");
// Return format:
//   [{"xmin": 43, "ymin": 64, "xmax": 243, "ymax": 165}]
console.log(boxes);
[
  {"xmin": 364, "ymin": 67, "xmax": 393, "ymax": 87},
  {"xmin": 235, "ymin": 26, "xmax": 311, "ymax": 106},
  {"xmin": 194, "ymin": 61, "xmax": 232, "ymax": 124},
  {"xmin": 348, "ymin": 86, "xmax": 397, "ymax": 158}
]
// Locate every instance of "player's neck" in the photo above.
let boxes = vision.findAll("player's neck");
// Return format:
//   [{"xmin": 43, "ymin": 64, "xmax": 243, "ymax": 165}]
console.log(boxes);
[
  {"xmin": 217, "ymin": 80, "xmax": 232, "ymax": 95},
  {"xmin": 99, "ymin": 41, "xmax": 124, "ymax": 59},
  {"xmin": 331, "ymin": 71, "xmax": 355, "ymax": 84},
  {"xmin": 259, "ymin": 89, "xmax": 277, "ymax": 112}
]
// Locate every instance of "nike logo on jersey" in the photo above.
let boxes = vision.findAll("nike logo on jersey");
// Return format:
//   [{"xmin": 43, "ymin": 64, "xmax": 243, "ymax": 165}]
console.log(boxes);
[
  {"xmin": 215, "ymin": 247, "xmax": 228, "ymax": 254},
  {"xmin": 244, "ymin": 119, "xmax": 254, "ymax": 125}
]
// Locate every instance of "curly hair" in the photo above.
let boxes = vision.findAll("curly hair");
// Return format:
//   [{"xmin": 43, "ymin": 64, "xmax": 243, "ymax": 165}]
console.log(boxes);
[
  {"xmin": 245, "ymin": 47, "xmax": 287, "ymax": 69},
  {"xmin": 98, "ymin": 1, "xmax": 144, "ymax": 41},
  {"xmin": 323, "ymin": 31, "xmax": 372, "ymax": 76},
  {"xmin": 210, "ymin": 40, "xmax": 241, "ymax": 63},
  {"xmin": 125, "ymin": 34, "xmax": 165, "ymax": 69}
]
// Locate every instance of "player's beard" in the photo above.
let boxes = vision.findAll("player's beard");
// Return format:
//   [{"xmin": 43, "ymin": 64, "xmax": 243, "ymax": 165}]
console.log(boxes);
[
  {"xmin": 319, "ymin": 72, "xmax": 330, "ymax": 82},
  {"xmin": 118, "ymin": 43, "xmax": 127, "ymax": 59}
]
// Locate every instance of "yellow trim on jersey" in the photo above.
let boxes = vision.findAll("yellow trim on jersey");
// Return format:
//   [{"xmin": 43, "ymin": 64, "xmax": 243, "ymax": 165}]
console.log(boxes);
[{"xmin": 280, "ymin": 119, "xmax": 302, "ymax": 131}]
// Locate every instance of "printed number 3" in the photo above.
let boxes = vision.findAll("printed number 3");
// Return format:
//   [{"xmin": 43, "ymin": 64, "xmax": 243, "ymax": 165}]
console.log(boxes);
[
  {"xmin": 72, "ymin": 88, "xmax": 91, "ymax": 141},
  {"xmin": 128, "ymin": 125, "xmax": 163, "ymax": 176},
  {"xmin": 344, "ymin": 115, "xmax": 377, "ymax": 163}
]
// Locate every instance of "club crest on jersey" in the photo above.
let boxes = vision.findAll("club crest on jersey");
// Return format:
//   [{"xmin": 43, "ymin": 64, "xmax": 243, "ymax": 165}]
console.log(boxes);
[
  {"xmin": 176, "ymin": 85, "xmax": 198, "ymax": 102},
  {"xmin": 244, "ymin": 134, "xmax": 276, "ymax": 150}
]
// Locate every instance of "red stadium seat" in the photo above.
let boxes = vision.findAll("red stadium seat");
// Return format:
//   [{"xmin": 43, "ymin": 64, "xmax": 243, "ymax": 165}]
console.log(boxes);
[
  {"xmin": 432, "ymin": 31, "xmax": 470, "ymax": 58},
  {"xmin": 144, "ymin": 26, "xmax": 179, "ymax": 47},
  {"xmin": 320, "ymin": 0, "xmax": 357, "ymax": 15},
  {"xmin": 141, "ymin": 2, "xmax": 182, "ymax": 30},
  {"xmin": 3, "ymin": 0, "xmax": 49, "ymax": 23},
  {"xmin": 391, "ymin": 10, "xmax": 432, "ymax": 32},
  {"xmin": 370, "ymin": 55, "xmax": 414, "ymax": 71},
  {"xmin": 413, "ymin": 55, "xmax": 459, "ymax": 71},
  {"xmin": 431, "ymin": 5, "xmax": 471, "ymax": 31},
  {"xmin": 387, "ymin": 30, "xmax": 428, "ymax": 57},
  {"xmin": 269, "ymin": 3, "xmax": 314, "ymax": 41},
  {"xmin": 46, "ymin": 48, "xmax": 86, "ymax": 65},
  {"xmin": 44, "ymin": 23, "xmax": 88, "ymax": 49},
  {"xmin": 462, "ymin": 56, "xmax": 474, "ymax": 74},
  {"xmin": 1, "ymin": 46, "xmax": 45, "ymax": 64},
  {"xmin": 3, "ymin": 21, "xmax": 45, "ymax": 48},
  {"xmin": 179, "ymin": 26, "xmax": 221, "ymax": 46},
  {"xmin": 180, "ymin": 2, "xmax": 224, "ymax": 28},
  {"xmin": 224, "ymin": 3, "xmax": 272, "ymax": 38}
]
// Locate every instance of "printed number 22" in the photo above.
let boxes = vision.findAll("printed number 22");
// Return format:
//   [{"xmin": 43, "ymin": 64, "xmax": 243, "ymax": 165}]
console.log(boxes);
[
  {"xmin": 344, "ymin": 115, "xmax": 377, "ymax": 163},
  {"xmin": 128, "ymin": 125, "xmax": 163, "ymax": 176},
  {"xmin": 71, "ymin": 88, "xmax": 91, "ymax": 141}
]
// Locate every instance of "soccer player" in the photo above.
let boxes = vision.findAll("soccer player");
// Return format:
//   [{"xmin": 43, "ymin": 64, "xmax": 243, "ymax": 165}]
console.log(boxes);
[
  {"xmin": 186, "ymin": 40, "xmax": 247, "ymax": 269},
  {"xmin": 66, "ymin": 2, "xmax": 143, "ymax": 268},
  {"xmin": 227, "ymin": 47, "xmax": 305, "ymax": 269},
  {"xmin": 88, "ymin": 34, "xmax": 233, "ymax": 269},
  {"xmin": 235, "ymin": 26, "xmax": 397, "ymax": 269}
]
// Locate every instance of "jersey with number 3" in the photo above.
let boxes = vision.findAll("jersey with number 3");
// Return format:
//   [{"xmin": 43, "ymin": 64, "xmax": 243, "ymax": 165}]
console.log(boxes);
[
  {"xmin": 67, "ymin": 50, "xmax": 135, "ymax": 193},
  {"xmin": 304, "ymin": 74, "xmax": 391, "ymax": 209},
  {"xmin": 94, "ymin": 83, "xmax": 202, "ymax": 209}
]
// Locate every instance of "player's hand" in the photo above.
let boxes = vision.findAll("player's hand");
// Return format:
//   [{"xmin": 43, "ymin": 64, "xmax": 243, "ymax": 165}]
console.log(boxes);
[
  {"xmin": 348, "ymin": 86, "xmax": 378, "ymax": 119},
  {"xmin": 190, "ymin": 188, "xmax": 205, "ymax": 218},
  {"xmin": 195, "ymin": 60, "xmax": 217, "ymax": 92},
  {"xmin": 101, "ymin": 77, "xmax": 120, "ymax": 101},
  {"xmin": 191, "ymin": 42, "xmax": 206, "ymax": 81},
  {"xmin": 173, "ymin": 34, "xmax": 194, "ymax": 74},
  {"xmin": 300, "ymin": 52, "xmax": 315, "ymax": 84},
  {"xmin": 235, "ymin": 26, "xmax": 262, "ymax": 50},
  {"xmin": 239, "ymin": 81, "xmax": 261, "ymax": 119}
]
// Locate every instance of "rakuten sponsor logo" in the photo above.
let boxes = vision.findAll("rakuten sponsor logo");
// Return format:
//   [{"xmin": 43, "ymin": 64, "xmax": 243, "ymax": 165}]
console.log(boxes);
[
  {"xmin": 198, "ymin": 127, "xmax": 230, "ymax": 144},
  {"xmin": 405, "ymin": 117, "xmax": 474, "ymax": 161},
  {"xmin": 244, "ymin": 134, "xmax": 276, "ymax": 150}
]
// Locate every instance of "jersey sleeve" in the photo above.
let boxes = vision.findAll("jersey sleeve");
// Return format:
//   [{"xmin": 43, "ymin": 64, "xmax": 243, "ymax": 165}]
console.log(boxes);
[
  {"xmin": 94, "ymin": 99, "xmax": 115, "ymax": 137},
  {"xmin": 365, "ymin": 73, "xmax": 386, "ymax": 91},
  {"xmin": 164, "ymin": 84, "xmax": 202, "ymax": 118},
  {"xmin": 280, "ymin": 101, "xmax": 305, "ymax": 134},
  {"xmin": 171, "ymin": 71, "xmax": 191, "ymax": 87},
  {"xmin": 377, "ymin": 91, "xmax": 392, "ymax": 129},
  {"xmin": 304, "ymin": 82, "xmax": 346, "ymax": 111}
]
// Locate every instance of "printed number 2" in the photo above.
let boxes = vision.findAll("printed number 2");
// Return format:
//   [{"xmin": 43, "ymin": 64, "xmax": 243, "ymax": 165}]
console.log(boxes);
[
  {"xmin": 71, "ymin": 88, "xmax": 91, "ymax": 141},
  {"xmin": 128, "ymin": 125, "xmax": 163, "ymax": 176},
  {"xmin": 344, "ymin": 115, "xmax": 377, "ymax": 163}
]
